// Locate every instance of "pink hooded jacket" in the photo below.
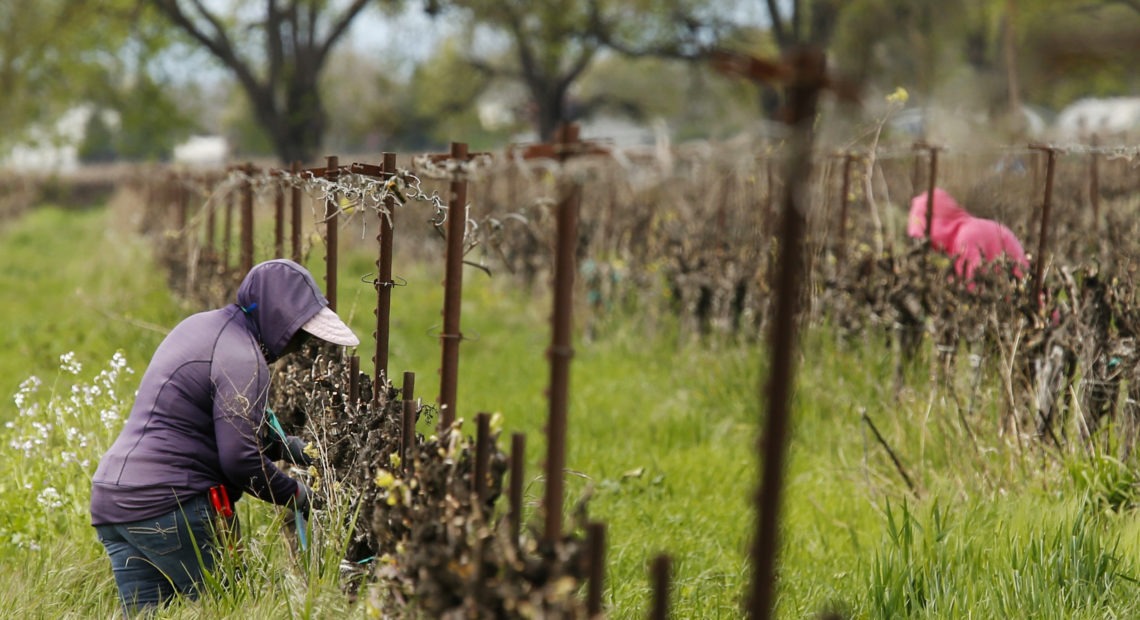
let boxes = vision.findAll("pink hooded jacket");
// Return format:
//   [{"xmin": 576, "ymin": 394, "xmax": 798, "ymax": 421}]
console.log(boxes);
[{"xmin": 908, "ymin": 188, "xmax": 1028, "ymax": 281}]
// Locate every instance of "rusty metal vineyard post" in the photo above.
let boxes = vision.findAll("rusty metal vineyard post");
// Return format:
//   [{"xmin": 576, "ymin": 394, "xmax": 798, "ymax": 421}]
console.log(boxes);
[
  {"xmin": 291, "ymin": 161, "xmax": 303, "ymax": 263},
  {"xmin": 349, "ymin": 355, "xmax": 360, "ymax": 404},
  {"xmin": 1089, "ymin": 134, "xmax": 1100, "ymax": 233},
  {"xmin": 425, "ymin": 142, "xmax": 481, "ymax": 431},
  {"xmin": 177, "ymin": 176, "xmax": 189, "ymax": 233},
  {"xmin": 357, "ymin": 152, "xmax": 403, "ymax": 398},
  {"xmin": 586, "ymin": 521, "xmax": 606, "ymax": 618},
  {"xmin": 241, "ymin": 163, "xmax": 255, "ymax": 274},
  {"xmin": 402, "ymin": 371, "xmax": 416, "ymax": 475},
  {"xmin": 738, "ymin": 47, "xmax": 828, "ymax": 620},
  {"xmin": 205, "ymin": 195, "xmax": 217, "ymax": 262},
  {"xmin": 836, "ymin": 151, "xmax": 855, "ymax": 271},
  {"xmin": 913, "ymin": 143, "xmax": 941, "ymax": 325},
  {"xmin": 914, "ymin": 143, "xmax": 941, "ymax": 256},
  {"xmin": 510, "ymin": 123, "xmax": 607, "ymax": 545},
  {"xmin": 377, "ymin": 153, "xmax": 398, "ymax": 397},
  {"xmin": 543, "ymin": 125, "xmax": 580, "ymax": 545},
  {"xmin": 274, "ymin": 173, "xmax": 285, "ymax": 258},
  {"xmin": 508, "ymin": 432, "xmax": 525, "ymax": 548},
  {"xmin": 474, "ymin": 412, "xmax": 491, "ymax": 503},
  {"xmin": 1029, "ymin": 143, "xmax": 1059, "ymax": 308},
  {"xmin": 325, "ymin": 156, "xmax": 340, "ymax": 311},
  {"xmin": 911, "ymin": 146, "xmax": 924, "ymax": 198},
  {"xmin": 650, "ymin": 553, "xmax": 672, "ymax": 620},
  {"xmin": 345, "ymin": 155, "xmax": 402, "ymax": 402},
  {"xmin": 765, "ymin": 157, "xmax": 775, "ymax": 223},
  {"xmin": 223, "ymin": 180, "xmax": 234, "ymax": 271}
]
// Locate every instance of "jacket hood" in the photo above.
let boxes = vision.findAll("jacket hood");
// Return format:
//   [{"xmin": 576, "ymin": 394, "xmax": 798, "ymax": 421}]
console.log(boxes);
[
  {"xmin": 909, "ymin": 187, "xmax": 970, "ymax": 251},
  {"xmin": 236, "ymin": 259, "xmax": 328, "ymax": 358}
]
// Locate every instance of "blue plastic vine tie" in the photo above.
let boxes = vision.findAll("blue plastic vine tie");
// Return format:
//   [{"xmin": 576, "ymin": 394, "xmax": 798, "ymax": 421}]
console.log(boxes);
[
  {"xmin": 266, "ymin": 408, "xmax": 289, "ymax": 442},
  {"xmin": 295, "ymin": 509, "xmax": 309, "ymax": 552},
  {"xmin": 266, "ymin": 407, "xmax": 308, "ymax": 552}
]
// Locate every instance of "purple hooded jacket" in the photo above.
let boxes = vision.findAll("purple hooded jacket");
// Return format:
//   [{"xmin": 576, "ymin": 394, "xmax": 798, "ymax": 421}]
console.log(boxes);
[{"xmin": 90, "ymin": 259, "xmax": 328, "ymax": 525}]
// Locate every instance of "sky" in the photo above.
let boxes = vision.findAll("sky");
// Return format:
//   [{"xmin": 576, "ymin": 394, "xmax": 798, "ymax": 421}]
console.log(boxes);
[{"xmin": 347, "ymin": 1, "xmax": 451, "ymax": 64}]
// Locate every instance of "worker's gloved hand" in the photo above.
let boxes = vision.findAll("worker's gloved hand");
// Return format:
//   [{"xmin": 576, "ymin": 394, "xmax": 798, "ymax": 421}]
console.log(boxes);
[
  {"xmin": 261, "ymin": 409, "xmax": 312, "ymax": 467},
  {"xmin": 281, "ymin": 435, "xmax": 313, "ymax": 467},
  {"xmin": 264, "ymin": 432, "xmax": 313, "ymax": 467}
]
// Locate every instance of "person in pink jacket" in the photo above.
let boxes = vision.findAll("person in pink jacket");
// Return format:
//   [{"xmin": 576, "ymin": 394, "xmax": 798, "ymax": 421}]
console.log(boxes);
[{"xmin": 908, "ymin": 187, "xmax": 1029, "ymax": 282}]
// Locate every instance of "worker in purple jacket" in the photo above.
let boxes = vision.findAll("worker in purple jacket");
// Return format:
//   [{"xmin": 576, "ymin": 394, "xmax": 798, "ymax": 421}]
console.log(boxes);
[{"xmin": 90, "ymin": 259, "xmax": 359, "ymax": 616}]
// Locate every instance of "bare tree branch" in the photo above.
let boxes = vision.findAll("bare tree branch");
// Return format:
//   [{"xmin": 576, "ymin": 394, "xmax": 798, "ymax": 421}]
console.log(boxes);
[
  {"xmin": 500, "ymin": 2, "xmax": 541, "ymax": 93},
  {"xmin": 317, "ymin": 0, "xmax": 372, "ymax": 63},
  {"xmin": 150, "ymin": 0, "xmax": 375, "ymax": 162},
  {"xmin": 267, "ymin": 0, "xmax": 284, "ymax": 94},
  {"xmin": 151, "ymin": 0, "xmax": 262, "ymax": 97},
  {"xmin": 557, "ymin": 46, "xmax": 596, "ymax": 94},
  {"xmin": 765, "ymin": 0, "xmax": 788, "ymax": 47}
]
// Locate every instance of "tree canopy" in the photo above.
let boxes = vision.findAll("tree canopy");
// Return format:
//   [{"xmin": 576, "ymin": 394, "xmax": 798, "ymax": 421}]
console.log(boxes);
[
  {"xmin": 149, "ymin": 0, "xmax": 382, "ymax": 164},
  {"xmin": 0, "ymin": 1, "xmax": 191, "ymax": 161}
]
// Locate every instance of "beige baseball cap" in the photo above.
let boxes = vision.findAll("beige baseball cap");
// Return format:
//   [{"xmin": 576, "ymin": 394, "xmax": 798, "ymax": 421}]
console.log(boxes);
[{"xmin": 300, "ymin": 306, "xmax": 360, "ymax": 346}]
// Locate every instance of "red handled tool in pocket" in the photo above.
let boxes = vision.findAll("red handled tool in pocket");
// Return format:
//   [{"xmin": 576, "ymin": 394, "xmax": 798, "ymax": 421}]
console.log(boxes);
[{"xmin": 209, "ymin": 485, "xmax": 234, "ymax": 518}]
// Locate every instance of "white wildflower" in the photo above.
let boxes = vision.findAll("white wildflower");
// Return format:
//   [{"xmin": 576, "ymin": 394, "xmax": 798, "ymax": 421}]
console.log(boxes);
[
  {"xmin": 59, "ymin": 352, "xmax": 82, "ymax": 375},
  {"xmin": 13, "ymin": 376, "xmax": 41, "ymax": 409},
  {"xmin": 37, "ymin": 487, "xmax": 63, "ymax": 510}
]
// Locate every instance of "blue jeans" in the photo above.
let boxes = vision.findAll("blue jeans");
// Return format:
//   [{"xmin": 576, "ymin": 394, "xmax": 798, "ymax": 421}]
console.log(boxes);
[{"xmin": 94, "ymin": 494, "xmax": 236, "ymax": 617}]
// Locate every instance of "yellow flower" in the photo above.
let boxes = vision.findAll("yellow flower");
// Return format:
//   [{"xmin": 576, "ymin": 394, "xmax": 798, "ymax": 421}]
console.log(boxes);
[
  {"xmin": 886, "ymin": 87, "xmax": 909, "ymax": 105},
  {"xmin": 374, "ymin": 469, "xmax": 395, "ymax": 489},
  {"xmin": 303, "ymin": 442, "xmax": 319, "ymax": 460}
]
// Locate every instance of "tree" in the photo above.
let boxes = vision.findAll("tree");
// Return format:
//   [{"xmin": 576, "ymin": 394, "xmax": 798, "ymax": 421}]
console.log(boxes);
[
  {"xmin": 0, "ymin": 4, "xmax": 62, "ymax": 144},
  {"xmin": 1019, "ymin": 1, "xmax": 1140, "ymax": 109},
  {"xmin": 763, "ymin": 0, "xmax": 843, "ymax": 49},
  {"xmin": 150, "ymin": 0, "xmax": 382, "ymax": 164},
  {"xmin": 0, "ymin": 1, "xmax": 194, "ymax": 163},
  {"xmin": 431, "ymin": 0, "xmax": 731, "ymax": 141},
  {"xmin": 576, "ymin": 53, "xmax": 763, "ymax": 141},
  {"xmin": 731, "ymin": 0, "xmax": 839, "ymax": 114},
  {"xmin": 79, "ymin": 111, "xmax": 119, "ymax": 164},
  {"xmin": 85, "ymin": 14, "xmax": 199, "ymax": 162}
]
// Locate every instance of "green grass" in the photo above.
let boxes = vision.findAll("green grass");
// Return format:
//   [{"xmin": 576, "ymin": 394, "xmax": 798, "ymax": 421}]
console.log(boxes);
[
  {"xmin": 0, "ymin": 202, "xmax": 187, "ymax": 399},
  {"xmin": 3, "ymin": 201, "xmax": 1140, "ymax": 617}
]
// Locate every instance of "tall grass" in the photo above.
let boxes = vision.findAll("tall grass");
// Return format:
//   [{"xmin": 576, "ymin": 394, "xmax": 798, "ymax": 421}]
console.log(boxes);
[
  {"xmin": 0, "ymin": 201, "xmax": 186, "ymax": 399},
  {"xmin": 3, "ymin": 201, "xmax": 1140, "ymax": 617}
]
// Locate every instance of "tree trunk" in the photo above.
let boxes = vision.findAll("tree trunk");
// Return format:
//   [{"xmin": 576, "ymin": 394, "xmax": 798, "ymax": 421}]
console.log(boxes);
[
  {"xmin": 1003, "ymin": 0, "xmax": 1022, "ymax": 118},
  {"xmin": 534, "ymin": 84, "xmax": 566, "ymax": 142},
  {"xmin": 249, "ymin": 73, "xmax": 326, "ymax": 165}
]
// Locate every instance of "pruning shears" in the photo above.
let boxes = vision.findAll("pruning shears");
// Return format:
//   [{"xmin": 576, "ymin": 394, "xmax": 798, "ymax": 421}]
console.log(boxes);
[
  {"xmin": 208, "ymin": 484, "xmax": 234, "ymax": 518},
  {"xmin": 266, "ymin": 408, "xmax": 310, "ymax": 552}
]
